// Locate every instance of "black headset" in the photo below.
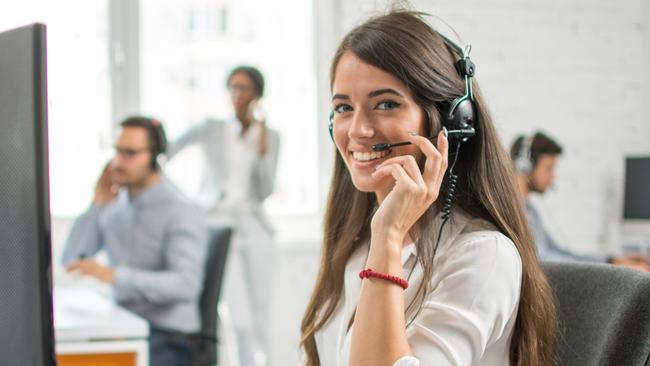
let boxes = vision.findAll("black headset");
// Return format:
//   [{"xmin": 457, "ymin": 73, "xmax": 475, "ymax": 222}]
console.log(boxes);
[
  {"xmin": 435, "ymin": 33, "xmax": 477, "ymax": 143},
  {"xmin": 149, "ymin": 119, "xmax": 167, "ymax": 170},
  {"xmin": 328, "ymin": 31, "xmax": 477, "ymax": 145}
]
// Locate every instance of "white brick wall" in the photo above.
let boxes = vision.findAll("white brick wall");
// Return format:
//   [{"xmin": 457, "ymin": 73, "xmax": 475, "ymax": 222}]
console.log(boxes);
[{"xmin": 325, "ymin": 0, "xmax": 650, "ymax": 255}]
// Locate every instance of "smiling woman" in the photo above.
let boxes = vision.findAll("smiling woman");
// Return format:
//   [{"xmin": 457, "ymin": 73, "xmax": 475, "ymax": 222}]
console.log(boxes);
[{"xmin": 301, "ymin": 9, "xmax": 557, "ymax": 366}]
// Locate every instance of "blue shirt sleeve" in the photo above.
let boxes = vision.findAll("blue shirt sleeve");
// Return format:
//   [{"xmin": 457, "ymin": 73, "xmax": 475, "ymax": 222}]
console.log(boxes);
[
  {"xmin": 61, "ymin": 203, "xmax": 106, "ymax": 266},
  {"xmin": 525, "ymin": 201, "xmax": 604, "ymax": 263}
]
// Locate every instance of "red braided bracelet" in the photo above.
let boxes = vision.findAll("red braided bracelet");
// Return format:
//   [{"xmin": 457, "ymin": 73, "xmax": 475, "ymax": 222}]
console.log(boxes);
[{"xmin": 359, "ymin": 268, "xmax": 409, "ymax": 290}]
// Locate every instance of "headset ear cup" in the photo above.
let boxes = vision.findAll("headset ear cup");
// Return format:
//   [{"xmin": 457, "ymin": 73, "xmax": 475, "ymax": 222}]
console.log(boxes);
[
  {"xmin": 328, "ymin": 111, "xmax": 335, "ymax": 142},
  {"xmin": 158, "ymin": 131, "xmax": 167, "ymax": 155},
  {"xmin": 151, "ymin": 154, "xmax": 158, "ymax": 171},
  {"xmin": 449, "ymin": 98, "xmax": 475, "ymax": 131},
  {"xmin": 514, "ymin": 136, "xmax": 534, "ymax": 175},
  {"xmin": 444, "ymin": 98, "xmax": 476, "ymax": 143},
  {"xmin": 514, "ymin": 158, "xmax": 532, "ymax": 175},
  {"xmin": 150, "ymin": 120, "xmax": 167, "ymax": 171}
]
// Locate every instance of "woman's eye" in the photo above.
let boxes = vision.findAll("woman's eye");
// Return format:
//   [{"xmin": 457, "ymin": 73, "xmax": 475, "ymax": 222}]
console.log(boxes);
[
  {"xmin": 334, "ymin": 104, "xmax": 353, "ymax": 114},
  {"xmin": 376, "ymin": 100, "xmax": 401, "ymax": 110}
]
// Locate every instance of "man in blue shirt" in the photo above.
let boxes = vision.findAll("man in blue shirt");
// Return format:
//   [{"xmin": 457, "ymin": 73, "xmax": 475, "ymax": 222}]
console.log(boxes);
[
  {"xmin": 510, "ymin": 132, "xmax": 649, "ymax": 271},
  {"xmin": 63, "ymin": 117, "xmax": 208, "ymax": 366}
]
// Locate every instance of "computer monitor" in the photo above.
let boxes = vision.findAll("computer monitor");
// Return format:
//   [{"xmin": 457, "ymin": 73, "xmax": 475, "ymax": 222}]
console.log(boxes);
[
  {"xmin": 0, "ymin": 23, "xmax": 56, "ymax": 365},
  {"xmin": 624, "ymin": 157, "xmax": 650, "ymax": 220}
]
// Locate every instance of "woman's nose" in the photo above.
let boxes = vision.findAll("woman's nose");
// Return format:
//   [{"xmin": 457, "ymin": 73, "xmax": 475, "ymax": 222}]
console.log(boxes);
[{"xmin": 348, "ymin": 111, "xmax": 375, "ymax": 140}]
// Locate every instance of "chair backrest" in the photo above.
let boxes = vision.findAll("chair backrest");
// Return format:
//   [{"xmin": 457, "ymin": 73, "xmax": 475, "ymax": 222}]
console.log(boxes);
[
  {"xmin": 542, "ymin": 261, "xmax": 650, "ymax": 366},
  {"xmin": 195, "ymin": 225, "xmax": 232, "ymax": 365}
]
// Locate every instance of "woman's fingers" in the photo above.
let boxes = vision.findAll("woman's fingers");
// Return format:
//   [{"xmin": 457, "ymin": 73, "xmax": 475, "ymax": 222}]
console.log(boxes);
[
  {"xmin": 436, "ymin": 128, "xmax": 450, "ymax": 176},
  {"xmin": 408, "ymin": 130, "xmax": 449, "ymax": 193},
  {"xmin": 371, "ymin": 129, "xmax": 451, "ymax": 206},
  {"xmin": 372, "ymin": 128, "xmax": 450, "ymax": 202},
  {"xmin": 373, "ymin": 154, "xmax": 425, "ymax": 188},
  {"xmin": 372, "ymin": 162, "xmax": 420, "ymax": 193}
]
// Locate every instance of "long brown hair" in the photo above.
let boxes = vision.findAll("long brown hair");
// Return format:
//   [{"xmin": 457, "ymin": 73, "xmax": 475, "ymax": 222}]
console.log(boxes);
[{"xmin": 300, "ymin": 9, "xmax": 556, "ymax": 366}]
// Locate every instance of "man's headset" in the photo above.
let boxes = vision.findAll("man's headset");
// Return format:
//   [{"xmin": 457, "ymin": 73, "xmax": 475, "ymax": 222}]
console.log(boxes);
[
  {"xmin": 513, "ymin": 135, "xmax": 534, "ymax": 175},
  {"xmin": 327, "ymin": 31, "xmax": 477, "ymax": 146},
  {"xmin": 149, "ymin": 119, "xmax": 167, "ymax": 171}
]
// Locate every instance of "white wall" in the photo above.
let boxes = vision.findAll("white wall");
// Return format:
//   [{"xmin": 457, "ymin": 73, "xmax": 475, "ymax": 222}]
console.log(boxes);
[{"xmin": 318, "ymin": 0, "xmax": 650, "ymax": 255}]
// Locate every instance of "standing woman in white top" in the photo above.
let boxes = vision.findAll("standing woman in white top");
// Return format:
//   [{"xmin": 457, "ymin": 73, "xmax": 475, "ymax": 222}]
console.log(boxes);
[
  {"xmin": 168, "ymin": 66, "xmax": 279, "ymax": 365},
  {"xmin": 300, "ymin": 10, "xmax": 556, "ymax": 366}
]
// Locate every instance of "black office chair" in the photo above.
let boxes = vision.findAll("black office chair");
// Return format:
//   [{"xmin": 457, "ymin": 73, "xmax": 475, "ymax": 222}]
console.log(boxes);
[
  {"xmin": 193, "ymin": 225, "xmax": 233, "ymax": 366},
  {"xmin": 542, "ymin": 261, "xmax": 650, "ymax": 366}
]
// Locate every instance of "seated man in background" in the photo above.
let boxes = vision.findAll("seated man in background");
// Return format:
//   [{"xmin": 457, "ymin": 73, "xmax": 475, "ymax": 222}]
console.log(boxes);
[
  {"xmin": 62, "ymin": 116, "xmax": 208, "ymax": 366},
  {"xmin": 510, "ymin": 131, "xmax": 649, "ymax": 271}
]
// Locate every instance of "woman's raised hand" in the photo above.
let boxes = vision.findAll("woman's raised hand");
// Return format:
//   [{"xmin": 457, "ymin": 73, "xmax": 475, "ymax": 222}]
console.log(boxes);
[{"xmin": 370, "ymin": 129, "xmax": 449, "ymax": 250}]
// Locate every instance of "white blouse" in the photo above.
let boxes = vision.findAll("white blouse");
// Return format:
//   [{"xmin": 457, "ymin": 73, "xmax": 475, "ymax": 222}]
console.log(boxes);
[{"xmin": 313, "ymin": 209, "xmax": 522, "ymax": 366}]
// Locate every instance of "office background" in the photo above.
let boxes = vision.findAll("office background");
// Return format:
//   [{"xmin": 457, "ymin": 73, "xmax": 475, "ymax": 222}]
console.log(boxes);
[{"xmin": 2, "ymin": 0, "xmax": 650, "ymax": 365}]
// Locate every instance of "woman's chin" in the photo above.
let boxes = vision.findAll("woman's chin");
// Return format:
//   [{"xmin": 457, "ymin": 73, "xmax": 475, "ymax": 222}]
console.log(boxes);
[{"xmin": 350, "ymin": 174, "xmax": 391, "ymax": 193}]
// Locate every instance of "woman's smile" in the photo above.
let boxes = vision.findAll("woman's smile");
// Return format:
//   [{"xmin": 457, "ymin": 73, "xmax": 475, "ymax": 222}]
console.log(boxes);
[{"xmin": 348, "ymin": 148, "xmax": 393, "ymax": 169}]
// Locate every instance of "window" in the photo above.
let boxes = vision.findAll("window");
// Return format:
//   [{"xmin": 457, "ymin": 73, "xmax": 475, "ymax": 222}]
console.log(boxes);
[
  {"xmin": 140, "ymin": 0, "xmax": 318, "ymax": 215},
  {"xmin": 0, "ymin": 0, "xmax": 112, "ymax": 217}
]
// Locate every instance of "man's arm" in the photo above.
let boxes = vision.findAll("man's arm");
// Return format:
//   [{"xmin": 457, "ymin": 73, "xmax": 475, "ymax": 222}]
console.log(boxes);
[
  {"xmin": 526, "ymin": 202, "xmax": 603, "ymax": 262},
  {"xmin": 61, "ymin": 204, "xmax": 106, "ymax": 266},
  {"xmin": 538, "ymin": 228, "xmax": 604, "ymax": 262},
  {"xmin": 63, "ymin": 163, "xmax": 119, "ymax": 266}
]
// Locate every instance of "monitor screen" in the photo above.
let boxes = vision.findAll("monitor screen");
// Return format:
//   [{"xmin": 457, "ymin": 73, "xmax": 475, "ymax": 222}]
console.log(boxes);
[
  {"xmin": 624, "ymin": 156, "xmax": 650, "ymax": 220},
  {"xmin": 0, "ymin": 23, "xmax": 56, "ymax": 365}
]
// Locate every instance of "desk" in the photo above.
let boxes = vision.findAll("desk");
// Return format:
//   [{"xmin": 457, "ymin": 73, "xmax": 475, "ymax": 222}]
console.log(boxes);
[{"xmin": 54, "ymin": 286, "xmax": 149, "ymax": 366}]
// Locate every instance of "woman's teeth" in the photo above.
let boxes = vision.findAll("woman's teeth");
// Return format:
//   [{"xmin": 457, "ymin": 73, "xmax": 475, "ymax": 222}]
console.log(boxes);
[{"xmin": 352, "ymin": 150, "xmax": 390, "ymax": 162}]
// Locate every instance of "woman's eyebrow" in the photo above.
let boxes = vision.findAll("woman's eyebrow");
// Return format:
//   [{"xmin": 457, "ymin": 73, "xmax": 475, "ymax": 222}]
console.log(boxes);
[
  {"xmin": 368, "ymin": 88, "xmax": 403, "ymax": 98},
  {"xmin": 331, "ymin": 88, "xmax": 404, "ymax": 101}
]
